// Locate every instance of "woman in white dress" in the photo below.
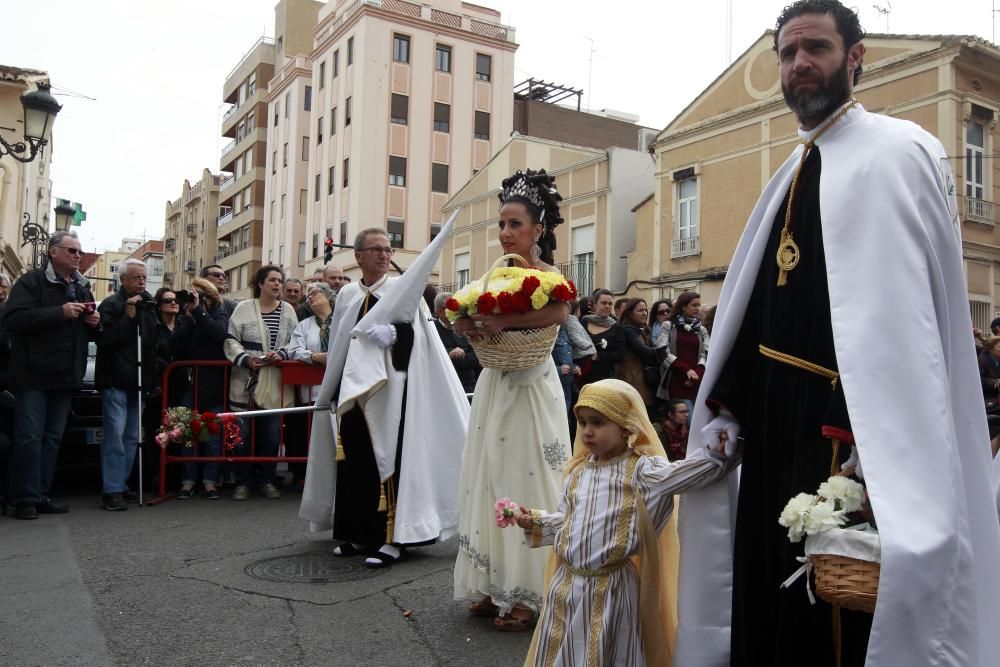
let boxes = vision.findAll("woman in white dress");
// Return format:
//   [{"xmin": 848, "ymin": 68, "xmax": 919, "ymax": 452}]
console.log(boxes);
[{"xmin": 453, "ymin": 169, "xmax": 572, "ymax": 631}]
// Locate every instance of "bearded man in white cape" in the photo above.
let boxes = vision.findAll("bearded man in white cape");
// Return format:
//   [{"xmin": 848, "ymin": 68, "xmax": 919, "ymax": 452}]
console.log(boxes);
[
  {"xmin": 299, "ymin": 219, "xmax": 469, "ymax": 568},
  {"xmin": 676, "ymin": 2, "xmax": 1000, "ymax": 665}
]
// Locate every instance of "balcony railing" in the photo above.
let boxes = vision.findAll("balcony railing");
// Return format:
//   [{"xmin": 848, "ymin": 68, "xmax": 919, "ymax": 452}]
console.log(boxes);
[
  {"xmin": 215, "ymin": 246, "xmax": 232, "ymax": 263},
  {"xmin": 219, "ymin": 175, "xmax": 236, "ymax": 192},
  {"xmin": 165, "ymin": 238, "xmax": 176, "ymax": 251},
  {"xmin": 163, "ymin": 272, "xmax": 174, "ymax": 284},
  {"xmin": 221, "ymin": 139, "xmax": 236, "ymax": 161},
  {"xmin": 965, "ymin": 196, "xmax": 996, "ymax": 226},
  {"xmin": 186, "ymin": 223, "xmax": 198, "ymax": 237},
  {"xmin": 184, "ymin": 260, "xmax": 197, "ymax": 273},
  {"xmin": 225, "ymin": 36, "xmax": 275, "ymax": 83},
  {"xmin": 672, "ymin": 236, "xmax": 700, "ymax": 258},
  {"xmin": 217, "ymin": 210, "xmax": 233, "ymax": 227},
  {"xmin": 222, "ymin": 103, "xmax": 238, "ymax": 124},
  {"xmin": 557, "ymin": 260, "xmax": 597, "ymax": 297}
]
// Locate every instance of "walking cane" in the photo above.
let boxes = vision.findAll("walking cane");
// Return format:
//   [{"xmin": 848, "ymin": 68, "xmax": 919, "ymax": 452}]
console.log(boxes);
[{"xmin": 136, "ymin": 319, "xmax": 144, "ymax": 506}]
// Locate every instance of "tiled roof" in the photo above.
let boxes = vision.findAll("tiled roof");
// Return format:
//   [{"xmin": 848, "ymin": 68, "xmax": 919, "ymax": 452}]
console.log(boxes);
[{"xmin": 0, "ymin": 65, "xmax": 48, "ymax": 83}]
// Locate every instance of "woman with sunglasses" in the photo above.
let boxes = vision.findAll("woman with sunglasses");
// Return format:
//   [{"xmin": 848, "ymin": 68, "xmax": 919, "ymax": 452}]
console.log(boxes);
[{"xmin": 648, "ymin": 299, "xmax": 673, "ymax": 341}]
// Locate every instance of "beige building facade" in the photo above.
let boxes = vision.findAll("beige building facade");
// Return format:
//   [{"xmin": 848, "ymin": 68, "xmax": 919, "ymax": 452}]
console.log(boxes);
[
  {"xmin": 439, "ymin": 135, "xmax": 653, "ymax": 295},
  {"xmin": 163, "ymin": 169, "xmax": 221, "ymax": 290},
  {"xmin": 0, "ymin": 66, "xmax": 54, "ymax": 278},
  {"xmin": 297, "ymin": 0, "xmax": 517, "ymax": 278},
  {"xmin": 633, "ymin": 33, "xmax": 1000, "ymax": 326},
  {"xmin": 84, "ymin": 249, "xmax": 129, "ymax": 301}
]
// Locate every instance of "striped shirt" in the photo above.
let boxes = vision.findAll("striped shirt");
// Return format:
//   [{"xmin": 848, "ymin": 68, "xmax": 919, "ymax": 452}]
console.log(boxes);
[{"xmin": 261, "ymin": 308, "xmax": 282, "ymax": 350}]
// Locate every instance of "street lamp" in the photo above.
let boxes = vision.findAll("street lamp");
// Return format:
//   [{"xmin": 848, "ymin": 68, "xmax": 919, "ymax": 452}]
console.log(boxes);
[
  {"xmin": 54, "ymin": 199, "xmax": 76, "ymax": 232},
  {"xmin": 0, "ymin": 83, "xmax": 61, "ymax": 163}
]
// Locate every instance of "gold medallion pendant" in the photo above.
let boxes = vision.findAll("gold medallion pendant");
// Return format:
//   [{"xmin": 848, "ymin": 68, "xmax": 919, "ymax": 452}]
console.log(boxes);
[{"xmin": 776, "ymin": 234, "xmax": 800, "ymax": 286}]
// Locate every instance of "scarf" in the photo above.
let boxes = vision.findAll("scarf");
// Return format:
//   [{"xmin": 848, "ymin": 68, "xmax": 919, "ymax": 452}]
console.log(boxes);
[
  {"xmin": 583, "ymin": 314, "xmax": 616, "ymax": 328},
  {"xmin": 319, "ymin": 315, "xmax": 332, "ymax": 352},
  {"xmin": 674, "ymin": 314, "xmax": 702, "ymax": 334}
]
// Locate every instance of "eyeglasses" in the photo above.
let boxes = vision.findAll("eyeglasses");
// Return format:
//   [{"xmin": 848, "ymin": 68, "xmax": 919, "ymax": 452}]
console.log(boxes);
[
  {"xmin": 160, "ymin": 298, "xmax": 177, "ymax": 305},
  {"xmin": 361, "ymin": 246, "xmax": 395, "ymax": 255},
  {"xmin": 54, "ymin": 246, "xmax": 82, "ymax": 256},
  {"xmin": 656, "ymin": 310, "xmax": 670, "ymax": 316},
  {"xmin": 207, "ymin": 271, "xmax": 225, "ymax": 278}
]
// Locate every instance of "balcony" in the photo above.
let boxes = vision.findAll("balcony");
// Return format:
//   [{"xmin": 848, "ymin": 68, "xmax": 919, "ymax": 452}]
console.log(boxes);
[
  {"xmin": 219, "ymin": 174, "xmax": 236, "ymax": 192},
  {"xmin": 215, "ymin": 246, "xmax": 232, "ymax": 263},
  {"xmin": 557, "ymin": 260, "xmax": 597, "ymax": 297},
  {"xmin": 221, "ymin": 139, "xmax": 236, "ymax": 161},
  {"xmin": 672, "ymin": 236, "xmax": 700, "ymax": 258},
  {"xmin": 186, "ymin": 223, "xmax": 198, "ymax": 237},
  {"xmin": 184, "ymin": 260, "xmax": 197, "ymax": 273},
  {"xmin": 965, "ymin": 196, "xmax": 996, "ymax": 227},
  {"xmin": 222, "ymin": 103, "xmax": 238, "ymax": 124},
  {"xmin": 217, "ymin": 210, "xmax": 233, "ymax": 227},
  {"xmin": 163, "ymin": 272, "xmax": 174, "ymax": 284}
]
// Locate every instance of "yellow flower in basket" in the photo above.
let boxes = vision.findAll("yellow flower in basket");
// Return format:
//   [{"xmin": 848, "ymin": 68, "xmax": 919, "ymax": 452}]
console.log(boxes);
[{"xmin": 445, "ymin": 260, "xmax": 577, "ymax": 322}]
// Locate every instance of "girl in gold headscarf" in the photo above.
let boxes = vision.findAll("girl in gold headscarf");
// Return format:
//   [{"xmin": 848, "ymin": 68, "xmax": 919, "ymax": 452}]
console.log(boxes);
[{"xmin": 506, "ymin": 379, "xmax": 736, "ymax": 666}]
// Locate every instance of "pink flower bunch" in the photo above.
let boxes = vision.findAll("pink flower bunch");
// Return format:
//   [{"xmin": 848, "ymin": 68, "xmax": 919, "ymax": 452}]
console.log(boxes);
[{"xmin": 494, "ymin": 497, "xmax": 519, "ymax": 528}]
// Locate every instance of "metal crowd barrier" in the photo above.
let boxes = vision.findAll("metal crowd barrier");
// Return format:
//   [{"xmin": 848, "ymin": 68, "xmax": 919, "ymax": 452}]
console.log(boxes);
[{"xmin": 149, "ymin": 359, "xmax": 326, "ymax": 504}]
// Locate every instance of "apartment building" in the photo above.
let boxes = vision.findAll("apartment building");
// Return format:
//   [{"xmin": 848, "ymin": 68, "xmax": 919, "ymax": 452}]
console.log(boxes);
[
  {"xmin": 440, "ymin": 134, "xmax": 654, "ymax": 295},
  {"xmin": 632, "ymin": 33, "xmax": 1000, "ymax": 321},
  {"xmin": 84, "ymin": 249, "xmax": 129, "ymax": 300},
  {"xmin": 128, "ymin": 239, "xmax": 165, "ymax": 296},
  {"xmin": 0, "ymin": 65, "xmax": 55, "ymax": 278},
  {"xmin": 296, "ymin": 0, "xmax": 517, "ymax": 278},
  {"xmin": 162, "ymin": 169, "xmax": 221, "ymax": 290}
]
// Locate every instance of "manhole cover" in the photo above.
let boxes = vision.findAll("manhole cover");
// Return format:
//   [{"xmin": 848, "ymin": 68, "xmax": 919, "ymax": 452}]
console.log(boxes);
[{"xmin": 245, "ymin": 550, "xmax": 386, "ymax": 584}]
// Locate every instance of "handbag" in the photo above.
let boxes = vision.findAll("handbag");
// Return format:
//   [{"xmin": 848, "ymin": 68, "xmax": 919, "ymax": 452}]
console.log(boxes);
[{"xmin": 643, "ymin": 365, "xmax": 661, "ymax": 389}]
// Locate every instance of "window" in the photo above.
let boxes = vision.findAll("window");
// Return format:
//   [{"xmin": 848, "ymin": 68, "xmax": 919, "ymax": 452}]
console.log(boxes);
[
  {"xmin": 235, "ymin": 155, "xmax": 243, "ymax": 179},
  {"xmin": 389, "ymin": 156, "xmax": 407, "ymax": 187},
  {"xmin": 475, "ymin": 53, "xmax": 492, "ymax": 81},
  {"xmin": 340, "ymin": 220, "xmax": 348, "ymax": 246},
  {"xmin": 248, "ymin": 72, "xmax": 256, "ymax": 96},
  {"xmin": 430, "ymin": 224, "xmax": 441, "ymax": 242},
  {"xmin": 284, "ymin": 92, "xmax": 290, "ymax": 118},
  {"xmin": 431, "ymin": 163, "xmax": 449, "ymax": 193},
  {"xmin": 247, "ymin": 111, "xmax": 255, "ymax": 131},
  {"xmin": 319, "ymin": 61, "xmax": 326, "ymax": 89},
  {"xmin": 328, "ymin": 166, "xmax": 335, "ymax": 195},
  {"xmin": 326, "ymin": 226, "xmax": 333, "ymax": 241},
  {"xmin": 343, "ymin": 158, "xmax": 350, "ymax": 188},
  {"xmin": 237, "ymin": 121, "xmax": 245, "ymax": 142},
  {"xmin": 283, "ymin": 142, "xmax": 288, "ymax": 167},
  {"xmin": 391, "ymin": 94, "xmax": 408, "ymax": 125},
  {"xmin": 312, "ymin": 233, "xmax": 319, "ymax": 258},
  {"xmin": 393, "ymin": 34, "xmax": 410, "ymax": 63},
  {"xmin": 345, "ymin": 97, "xmax": 352, "ymax": 126},
  {"xmin": 242, "ymin": 226, "xmax": 250, "ymax": 251},
  {"xmin": 455, "ymin": 252, "xmax": 470, "ymax": 288},
  {"xmin": 272, "ymin": 150, "xmax": 276, "ymax": 174},
  {"xmin": 301, "ymin": 136, "xmax": 309, "ymax": 161},
  {"xmin": 966, "ymin": 120, "xmax": 985, "ymax": 200},
  {"xmin": 331, "ymin": 107, "xmax": 337, "ymax": 134},
  {"xmin": 299, "ymin": 189, "xmax": 307, "ymax": 214},
  {"xmin": 317, "ymin": 116, "xmax": 324, "ymax": 144},
  {"xmin": 474, "ymin": 111, "xmax": 490, "ymax": 140},
  {"xmin": 281, "ymin": 193, "xmax": 286, "ymax": 218},
  {"xmin": 273, "ymin": 101, "xmax": 279, "ymax": 127},
  {"xmin": 672, "ymin": 177, "xmax": 699, "ymax": 257},
  {"xmin": 241, "ymin": 187, "xmax": 251, "ymax": 211},
  {"xmin": 298, "ymin": 241, "xmax": 306, "ymax": 266},
  {"xmin": 571, "ymin": 224, "xmax": 596, "ymax": 296},
  {"xmin": 435, "ymin": 44, "xmax": 452, "ymax": 72},
  {"xmin": 315, "ymin": 174, "xmax": 321, "ymax": 201},
  {"xmin": 433, "ymin": 103, "xmax": 450, "ymax": 132},
  {"xmin": 387, "ymin": 220, "xmax": 404, "ymax": 248},
  {"xmin": 279, "ymin": 245, "xmax": 285, "ymax": 266},
  {"xmin": 347, "ymin": 37, "xmax": 354, "ymax": 66},
  {"xmin": 304, "ymin": 86, "xmax": 312, "ymax": 112},
  {"xmin": 333, "ymin": 49, "xmax": 339, "ymax": 77}
]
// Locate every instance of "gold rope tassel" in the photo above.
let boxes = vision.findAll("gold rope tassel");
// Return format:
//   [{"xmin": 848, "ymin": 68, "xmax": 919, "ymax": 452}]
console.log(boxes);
[
  {"xmin": 335, "ymin": 432, "xmax": 346, "ymax": 461},
  {"xmin": 829, "ymin": 439, "xmax": 841, "ymax": 477},
  {"xmin": 385, "ymin": 478, "xmax": 396, "ymax": 545},
  {"xmin": 377, "ymin": 482, "xmax": 388, "ymax": 512}
]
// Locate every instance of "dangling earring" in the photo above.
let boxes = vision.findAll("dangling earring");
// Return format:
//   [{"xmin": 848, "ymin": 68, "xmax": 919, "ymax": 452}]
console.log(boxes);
[
  {"xmin": 625, "ymin": 431, "xmax": 637, "ymax": 450},
  {"xmin": 531, "ymin": 237, "xmax": 542, "ymax": 263}
]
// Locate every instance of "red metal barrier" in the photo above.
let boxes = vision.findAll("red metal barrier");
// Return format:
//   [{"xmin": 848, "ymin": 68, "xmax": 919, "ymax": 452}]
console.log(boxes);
[{"xmin": 150, "ymin": 359, "xmax": 325, "ymax": 504}]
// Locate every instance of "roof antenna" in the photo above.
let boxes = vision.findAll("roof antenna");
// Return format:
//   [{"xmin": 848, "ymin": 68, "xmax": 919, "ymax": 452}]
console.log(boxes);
[{"xmin": 873, "ymin": 2, "xmax": 892, "ymax": 32}]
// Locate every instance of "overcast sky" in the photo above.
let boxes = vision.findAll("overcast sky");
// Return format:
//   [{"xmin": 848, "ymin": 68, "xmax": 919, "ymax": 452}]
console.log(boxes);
[{"xmin": 2, "ymin": 0, "xmax": 996, "ymax": 252}]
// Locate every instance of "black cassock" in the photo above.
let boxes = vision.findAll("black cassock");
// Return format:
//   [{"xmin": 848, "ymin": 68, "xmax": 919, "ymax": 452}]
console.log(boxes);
[
  {"xmin": 709, "ymin": 148, "xmax": 873, "ymax": 666},
  {"xmin": 332, "ymin": 291, "xmax": 415, "ymax": 548}
]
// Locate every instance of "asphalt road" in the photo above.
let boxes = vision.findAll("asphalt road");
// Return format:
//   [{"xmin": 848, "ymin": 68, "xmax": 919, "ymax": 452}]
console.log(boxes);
[{"xmin": 0, "ymin": 489, "xmax": 532, "ymax": 666}]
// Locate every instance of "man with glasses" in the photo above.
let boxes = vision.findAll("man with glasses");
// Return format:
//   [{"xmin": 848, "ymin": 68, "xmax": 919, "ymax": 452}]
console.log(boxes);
[
  {"xmin": 200, "ymin": 265, "xmax": 236, "ymax": 316},
  {"xmin": 301, "ymin": 226, "xmax": 469, "ymax": 570},
  {"xmin": 95, "ymin": 259, "xmax": 159, "ymax": 511},
  {"xmin": 3, "ymin": 232, "xmax": 99, "ymax": 519}
]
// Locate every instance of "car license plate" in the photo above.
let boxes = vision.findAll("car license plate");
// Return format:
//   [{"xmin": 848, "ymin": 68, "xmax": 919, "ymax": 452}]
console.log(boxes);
[{"xmin": 86, "ymin": 428, "xmax": 103, "ymax": 445}]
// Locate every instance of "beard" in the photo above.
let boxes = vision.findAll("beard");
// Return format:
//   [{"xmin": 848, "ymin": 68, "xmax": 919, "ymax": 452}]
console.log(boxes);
[{"xmin": 782, "ymin": 56, "xmax": 852, "ymax": 126}]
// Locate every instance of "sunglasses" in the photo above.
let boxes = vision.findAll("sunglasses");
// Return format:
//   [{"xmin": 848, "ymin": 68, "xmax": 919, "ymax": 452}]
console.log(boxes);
[
  {"xmin": 206, "ymin": 271, "xmax": 225, "ymax": 279},
  {"xmin": 159, "ymin": 298, "xmax": 178, "ymax": 305},
  {"xmin": 54, "ymin": 245, "xmax": 82, "ymax": 256},
  {"xmin": 656, "ymin": 310, "xmax": 670, "ymax": 315}
]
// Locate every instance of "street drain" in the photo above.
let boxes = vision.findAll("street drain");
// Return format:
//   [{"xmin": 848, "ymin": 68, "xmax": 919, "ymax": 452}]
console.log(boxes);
[{"xmin": 245, "ymin": 550, "xmax": 386, "ymax": 584}]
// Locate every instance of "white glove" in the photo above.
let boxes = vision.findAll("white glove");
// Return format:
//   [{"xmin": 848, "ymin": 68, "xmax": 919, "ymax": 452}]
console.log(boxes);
[
  {"xmin": 366, "ymin": 324, "xmax": 397, "ymax": 348},
  {"xmin": 701, "ymin": 408, "xmax": 740, "ymax": 458},
  {"xmin": 841, "ymin": 444, "xmax": 864, "ymax": 480}
]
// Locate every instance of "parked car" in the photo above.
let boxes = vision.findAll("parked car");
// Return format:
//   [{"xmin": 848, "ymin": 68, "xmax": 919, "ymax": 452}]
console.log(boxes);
[{"xmin": 58, "ymin": 341, "xmax": 102, "ymax": 473}]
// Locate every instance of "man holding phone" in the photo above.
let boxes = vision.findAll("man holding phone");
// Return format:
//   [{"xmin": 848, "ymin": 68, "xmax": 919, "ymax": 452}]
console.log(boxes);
[{"xmin": 2, "ymin": 232, "xmax": 99, "ymax": 520}]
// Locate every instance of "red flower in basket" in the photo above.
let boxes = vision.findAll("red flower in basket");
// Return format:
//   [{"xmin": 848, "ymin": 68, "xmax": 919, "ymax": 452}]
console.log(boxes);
[
  {"xmin": 201, "ymin": 411, "xmax": 217, "ymax": 423},
  {"xmin": 477, "ymin": 292, "xmax": 497, "ymax": 315},
  {"xmin": 511, "ymin": 292, "xmax": 532, "ymax": 314},
  {"xmin": 551, "ymin": 283, "xmax": 574, "ymax": 302},
  {"xmin": 496, "ymin": 291, "xmax": 515, "ymax": 315},
  {"xmin": 190, "ymin": 420, "xmax": 203, "ymax": 436},
  {"xmin": 206, "ymin": 421, "xmax": 220, "ymax": 435},
  {"xmin": 445, "ymin": 297, "xmax": 461, "ymax": 312},
  {"xmin": 519, "ymin": 275, "xmax": 541, "ymax": 297}
]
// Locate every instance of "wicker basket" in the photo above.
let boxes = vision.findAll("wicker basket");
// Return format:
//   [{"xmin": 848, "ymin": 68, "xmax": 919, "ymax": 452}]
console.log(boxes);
[
  {"xmin": 467, "ymin": 253, "xmax": 559, "ymax": 371},
  {"xmin": 812, "ymin": 553, "xmax": 880, "ymax": 613}
]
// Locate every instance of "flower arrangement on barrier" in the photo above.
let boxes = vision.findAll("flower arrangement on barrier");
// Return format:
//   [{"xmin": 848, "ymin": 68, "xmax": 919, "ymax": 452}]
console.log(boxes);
[
  {"xmin": 444, "ymin": 267, "xmax": 577, "ymax": 322},
  {"xmin": 156, "ymin": 407, "xmax": 242, "ymax": 452}
]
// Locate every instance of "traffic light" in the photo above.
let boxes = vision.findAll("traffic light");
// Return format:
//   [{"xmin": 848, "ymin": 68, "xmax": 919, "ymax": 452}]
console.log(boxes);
[{"xmin": 324, "ymin": 237, "xmax": 334, "ymax": 263}]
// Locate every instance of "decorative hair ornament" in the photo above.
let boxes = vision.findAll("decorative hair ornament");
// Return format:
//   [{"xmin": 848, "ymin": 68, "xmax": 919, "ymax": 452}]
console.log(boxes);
[
  {"xmin": 497, "ymin": 169, "xmax": 564, "ymax": 233},
  {"xmin": 499, "ymin": 170, "xmax": 546, "ymax": 210}
]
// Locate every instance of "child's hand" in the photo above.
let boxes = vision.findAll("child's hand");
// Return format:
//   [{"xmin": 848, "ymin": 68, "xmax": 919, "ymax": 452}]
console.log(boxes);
[{"xmin": 514, "ymin": 506, "xmax": 535, "ymax": 529}]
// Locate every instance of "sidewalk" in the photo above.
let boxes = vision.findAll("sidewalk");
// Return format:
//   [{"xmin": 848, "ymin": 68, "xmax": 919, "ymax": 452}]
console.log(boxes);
[{"xmin": 0, "ymin": 493, "xmax": 531, "ymax": 666}]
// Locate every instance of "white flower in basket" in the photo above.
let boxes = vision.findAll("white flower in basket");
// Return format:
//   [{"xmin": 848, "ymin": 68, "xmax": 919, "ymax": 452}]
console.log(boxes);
[{"xmin": 778, "ymin": 475, "xmax": 881, "ymax": 614}]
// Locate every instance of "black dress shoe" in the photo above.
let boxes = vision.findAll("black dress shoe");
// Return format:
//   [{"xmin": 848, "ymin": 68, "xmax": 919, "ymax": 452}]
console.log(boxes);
[
  {"xmin": 36, "ymin": 500, "xmax": 70, "ymax": 514},
  {"xmin": 13, "ymin": 503, "xmax": 38, "ymax": 520}
]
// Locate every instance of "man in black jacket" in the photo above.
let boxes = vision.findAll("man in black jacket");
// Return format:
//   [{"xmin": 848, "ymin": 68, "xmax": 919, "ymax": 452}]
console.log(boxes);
[
  {"xmin": 3, "ymin": 232, "xmax": 100, "ymax": 520},
  {"xmin": 433, "ymin": 292, "xmax": 480, "ymax": 394},
  {"xmin": 96, "ymin": 258, "xmax": 159, "ymax": 511}
]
